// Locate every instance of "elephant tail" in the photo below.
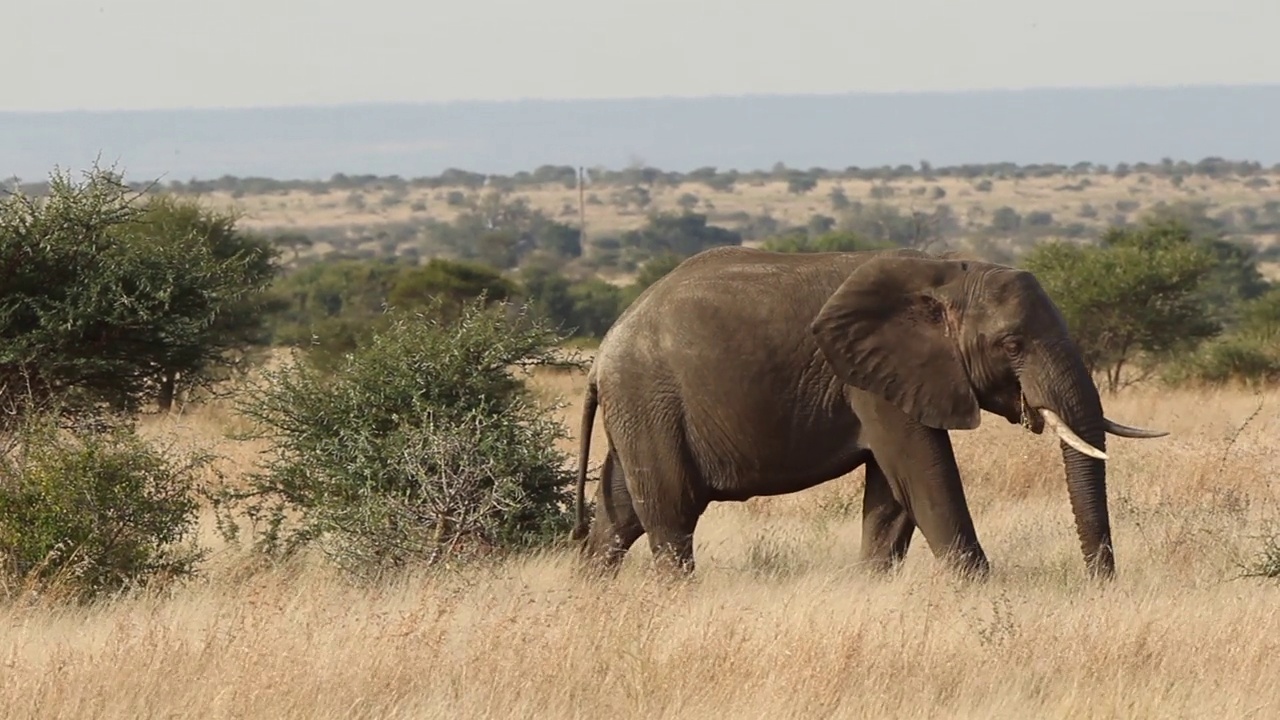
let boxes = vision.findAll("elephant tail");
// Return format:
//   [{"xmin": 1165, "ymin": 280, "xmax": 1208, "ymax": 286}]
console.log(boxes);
[{"xmin": 570, "ymin": 366, "xmax": 599, "ymax": 542}]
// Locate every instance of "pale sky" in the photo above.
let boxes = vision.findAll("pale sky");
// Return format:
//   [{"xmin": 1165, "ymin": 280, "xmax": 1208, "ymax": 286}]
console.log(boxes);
[{"xmin": 5, "ymin": 0, "xmax": 1279, "ymax": 112}]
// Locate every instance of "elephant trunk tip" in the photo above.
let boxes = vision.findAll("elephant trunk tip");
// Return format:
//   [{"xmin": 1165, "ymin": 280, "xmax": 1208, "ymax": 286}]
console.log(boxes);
[{"xmin": 1086, "ymin": 542, "xmax": 1116, "ymax": 580}]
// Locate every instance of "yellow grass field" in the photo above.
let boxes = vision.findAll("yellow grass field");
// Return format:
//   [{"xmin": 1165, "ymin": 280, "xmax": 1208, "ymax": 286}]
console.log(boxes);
[
  {"xmin": 4, "ymin": 366, "xmax": 1280, "ymax": 718},
  {"xmin": 208, "ymin": 174, "xmax": 1280, "ymax": 237},
  {"xmin": 186, "ymin": 171, "xmax": 1280, "ymax": 283}
]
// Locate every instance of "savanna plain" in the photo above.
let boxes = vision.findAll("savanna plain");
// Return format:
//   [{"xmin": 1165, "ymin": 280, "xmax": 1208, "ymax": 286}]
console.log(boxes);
[{"xmin": 3, "ymin": 364, "xmax": 1279, "ymax": 719}]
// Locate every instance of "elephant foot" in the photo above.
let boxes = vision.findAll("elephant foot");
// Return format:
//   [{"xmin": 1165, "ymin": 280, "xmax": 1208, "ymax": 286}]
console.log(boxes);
[
  {"xmin": 860, "ymin": 555, "xmax": 908, "ymax": 576},
  {"xmin": 947, "ymin": 548, "xmax": 991, "ymax": 581},
  {"xmin": 646, "ymin": 529, "xmax": 697, "ymax": 578},
  {"xmin": 571, "ymin": 557, "xmax": 622, "ymax": 583},
  {"xmin": 572, "ymin": 526, "xmax": 641, "ymax": 582}
]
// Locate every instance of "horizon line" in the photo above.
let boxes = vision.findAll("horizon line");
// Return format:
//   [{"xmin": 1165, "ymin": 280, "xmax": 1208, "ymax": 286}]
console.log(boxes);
[{"xmin": 4, "ymin": 80, "xmax": 1280, "ymax": 116}]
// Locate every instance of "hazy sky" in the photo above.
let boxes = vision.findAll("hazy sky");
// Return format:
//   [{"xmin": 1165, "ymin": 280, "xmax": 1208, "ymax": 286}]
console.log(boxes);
[{"xmin": 5, "ymin": 0, "xmax": 1279, "ymax": 112}]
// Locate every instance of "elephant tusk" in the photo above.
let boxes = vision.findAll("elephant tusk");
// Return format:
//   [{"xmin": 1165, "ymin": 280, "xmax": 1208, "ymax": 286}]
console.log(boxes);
[
  {"xmin": 1040, "ymin": 409, "xmax": 1109, "ymax": 460},
  {"xmin": 1103, "ymin": 417, "xmax": 1169, "ymax": 439}
]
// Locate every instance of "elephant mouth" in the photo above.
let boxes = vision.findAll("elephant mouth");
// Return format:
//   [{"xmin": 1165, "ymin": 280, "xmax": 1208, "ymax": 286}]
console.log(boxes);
[
  {"xmin": 1018, "ymin": 394, "xmax": 1112, "ymax": 460},
  {"xmin": 1014, "ymin": 393, "xmax": 1046, "ymax": 434}
]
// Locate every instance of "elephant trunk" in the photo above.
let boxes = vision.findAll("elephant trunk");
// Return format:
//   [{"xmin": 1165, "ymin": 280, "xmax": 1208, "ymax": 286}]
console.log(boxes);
[{"xmin": 1024, "ymin": 342, "xmax": 1115, "ymax": 579}]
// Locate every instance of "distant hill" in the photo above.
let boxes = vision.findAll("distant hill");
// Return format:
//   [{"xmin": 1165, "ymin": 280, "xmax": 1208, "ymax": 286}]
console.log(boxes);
[{"xmin": 3, "ymin": 84, "xmax": 1280, "ymax": 183}]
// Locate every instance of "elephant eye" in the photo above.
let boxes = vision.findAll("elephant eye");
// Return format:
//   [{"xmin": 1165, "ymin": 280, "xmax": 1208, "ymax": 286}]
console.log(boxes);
[{"xmin": 1001, "ymin": 337, "xmax": 1023, "ymax": 356}]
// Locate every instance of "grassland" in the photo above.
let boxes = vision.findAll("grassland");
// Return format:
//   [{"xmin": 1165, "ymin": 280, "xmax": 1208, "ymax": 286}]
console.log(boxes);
[
  {"xmin": 208, "ymin": 174, "xmax": 1280, "ymax": 235},
  {"xmin": 200, "ymin": 171, "xmax": 1280, "ymax": 274},
  {"xmin": 4, "ymin": 363, "xmax": 1279, "ymax": 718}
]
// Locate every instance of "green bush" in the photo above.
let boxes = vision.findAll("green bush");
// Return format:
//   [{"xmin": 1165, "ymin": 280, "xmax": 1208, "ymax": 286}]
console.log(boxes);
[
  {"xmin": 760, "ymin": 229, "xmax": 894, "ymax": 254},
  {"xmin": 0, "ymin": 412, "xmax": 206, "ymax": 602},
  {"xmin": 0, "ymin": 164, "xmax": 279, "ymax": 423},
  {"xmin": 227, "ymin": 298, "xmax": 582, "ymax": 576},
  {"xmin": 1165, "ymin": 335, "xmax": 1280, "ymax": 386}
]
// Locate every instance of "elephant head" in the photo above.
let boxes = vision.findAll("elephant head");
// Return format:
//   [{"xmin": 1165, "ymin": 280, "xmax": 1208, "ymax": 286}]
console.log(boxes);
[{"xmin": 809, "ymin": 252, "xmax": 1165, "ymax": 578}]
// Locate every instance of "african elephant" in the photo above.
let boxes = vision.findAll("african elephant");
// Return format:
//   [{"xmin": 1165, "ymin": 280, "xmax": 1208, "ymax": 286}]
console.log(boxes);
[{"xmin": 570, "ymin": 246, "xmax": 1166, "ymax": 580}]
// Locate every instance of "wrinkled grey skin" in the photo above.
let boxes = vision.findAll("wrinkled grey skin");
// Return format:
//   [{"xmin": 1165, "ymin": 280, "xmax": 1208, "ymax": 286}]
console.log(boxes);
[{"xmin": 570, "ymin": 246, "xmax": 1167, "ymax": 580}]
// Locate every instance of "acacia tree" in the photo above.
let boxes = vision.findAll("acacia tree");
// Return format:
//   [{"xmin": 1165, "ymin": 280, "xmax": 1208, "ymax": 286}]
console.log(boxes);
[
  {"xmin": 0, "ymin": 165, "xmax": 279, "ymax": 421},
  {"xmin": 1023, "ymin": 217, "xmax": 1220, "ymax": 391},
  {"xmin": 122, "ymin": 194, "xmax": 280, "ymax": 410}
]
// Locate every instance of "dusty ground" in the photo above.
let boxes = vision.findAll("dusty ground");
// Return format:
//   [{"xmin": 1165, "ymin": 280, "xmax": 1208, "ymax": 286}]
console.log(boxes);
[{"xmin": 4, "ymin": 368, "xmax": 1280, "ymax": 718}]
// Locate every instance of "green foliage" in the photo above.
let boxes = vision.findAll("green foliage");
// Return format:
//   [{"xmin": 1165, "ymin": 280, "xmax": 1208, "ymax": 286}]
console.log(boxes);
[
  {"xmin": 123, "ymin": 194, "xmax": 282, "ymax": 405},
  {"xmin": 226, "ymin": 299, "xmax": 581, "ymax": 576},
  {"xmin": 388, "ymin": 258, "xmax": 518, "ymax": 319},
  {"xmin": 1195, "ymin": 237, "xmax": 1270, "ymax": 326},
  {"xmin": 991, "ymin": 207, "xmax": 1022, "ymax": 232},
  {"xmin": 786, "ymin": 174, "xmax": 818, "ymax": 194},
  {"xmin": 1166, "ymin": 335, "xmax": 1280, "ymax": 386},
  {"xmin": 619, "ymin": 212, "xmax": 742, "ymax": 259},
  {"xmin": 266, "ymin": 256, "xmax": 517, "ymax": 367},
  {"xmin": 516, "ymin": 267, "xmax": 628, "ymax": 339},
  {"xmin": 264, "ymin": 257, "xmax": 410, "ymax": 364},
  {"xmin": 0, "ymin": 412, "xmax": 206, "ymax": 602},
  {"xmin": 760, "ymin": 230, "xmax": 894, "ymax": 254},
  {"xmin": 632, "ymin": 253, "xmax": 683, "ymax": 290},
  {"xmin": 1165, "ymin": 286, "xmax": 1280, "ymax": 386},
  {"xmin": 828, "ymin": 186, "xmax": 850, "ymax": 211},
  {"xmin": 0, "ymin": 165, "xmax": 279, "ymax": 422},
  {"xmin": 427, "ymin": 192, "xmax": 582, "ymax": 268},
  {"xmin": 1023, "ymin": 217, "xmax": 1222, "ymax": 391},
  {"xmin": 566, "ymin": 279, "xmax": 626, "ymax": 337},
  {"xmin": 839, "ymin": 203, "xmax": 955, "ymax": 247},
  {"xmin": 1236, "ymin": 287, "xmax": 1280, "ymax": 341}
]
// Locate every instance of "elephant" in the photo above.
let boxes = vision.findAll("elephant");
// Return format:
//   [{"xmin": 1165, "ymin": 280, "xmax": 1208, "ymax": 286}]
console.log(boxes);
[{"xmin": 569, "ymin": 245, "xmax": 1167, "ymax": 580}]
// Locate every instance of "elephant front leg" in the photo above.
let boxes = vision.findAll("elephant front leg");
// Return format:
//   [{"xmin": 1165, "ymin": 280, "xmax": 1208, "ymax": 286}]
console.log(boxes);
[
  {"xmin": 857, "ymin": 400, "xmax": 990, "ymax": 578},
  {"xmin": 860, "ymin": 458, "xmax": 916, "ymax": 572}
]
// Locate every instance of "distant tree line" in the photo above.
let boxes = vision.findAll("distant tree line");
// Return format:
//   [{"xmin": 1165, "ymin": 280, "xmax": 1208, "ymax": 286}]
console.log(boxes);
[{"xmin": 6, "ymin": 156, "xmax": 1278, "ymax": 199}]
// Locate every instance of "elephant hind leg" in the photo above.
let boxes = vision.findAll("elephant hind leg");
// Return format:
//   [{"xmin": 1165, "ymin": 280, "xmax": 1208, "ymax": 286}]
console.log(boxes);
[
  {"xmin": 860, "ymin": 458, "xmax": 917, "ymax": 572},
  {"xmin": 606, "ymin": 436, "xmax": 707, "ymax": 576},
  {"xmin": 580, "ymin": 449, "xmax": 644, "ymax": 576},
  {"xmin": 645, "ymin": 523, "xmax": 699, "ymax": 576},
  {"xmin": 632, "ymin": 459, "xmax": 708, "ymax": 577}
]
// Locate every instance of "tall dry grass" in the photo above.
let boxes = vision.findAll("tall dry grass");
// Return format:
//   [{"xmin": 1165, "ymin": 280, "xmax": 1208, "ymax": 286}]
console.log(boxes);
[{"xmin": 3, "ymin": 369, "xmax": 1280, "ymax": 719}]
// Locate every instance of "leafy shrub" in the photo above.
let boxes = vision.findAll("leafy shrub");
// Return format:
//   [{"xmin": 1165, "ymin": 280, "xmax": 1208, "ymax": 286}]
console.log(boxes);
[
  {"xmin": 227, "ymin": 298, "xmax": 581, "ymax": 577},
  {"xmin": 0, "ymin": 165, "xmax": 278, "ymax": 424},
  {"xmin": 760, "ymin": 230, "xmax": 894, "ymax": 254},
  {"xmin": 0, "ymin": 412, "xmax": 206, "ymax": 602},
  {"xmin": 1165, "ymin": 336, "xmax": 1280, "ymax": 386}
]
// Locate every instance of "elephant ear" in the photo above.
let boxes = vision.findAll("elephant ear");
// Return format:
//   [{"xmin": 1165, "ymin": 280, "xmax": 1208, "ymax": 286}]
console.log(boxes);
[{"xmin": 809, "ymin": 255, "xmax": 980, "ymax": 430}]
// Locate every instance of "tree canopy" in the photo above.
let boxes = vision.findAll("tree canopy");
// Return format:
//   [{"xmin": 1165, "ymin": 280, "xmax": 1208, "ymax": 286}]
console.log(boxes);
[
  {"xmin": 1023, "ymin": 218, "xmax": 1223, "ymax": 390},
  {"xmin": 0, "ymin": 166, "xmax": 279, "ymax": 420}
]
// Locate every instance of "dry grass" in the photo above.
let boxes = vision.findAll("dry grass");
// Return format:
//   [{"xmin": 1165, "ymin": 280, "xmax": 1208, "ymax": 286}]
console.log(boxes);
[
  {"xmin": 199, "ymin": 172, "xmax": 1280, "ymax": 278},
  {"xmin": 209, "ymin": 174, "xmax": 1280, "ymax": 237},
  {"xmin": 4, "ymin": 369, "xmax": 1280, "ymax": 718}
]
